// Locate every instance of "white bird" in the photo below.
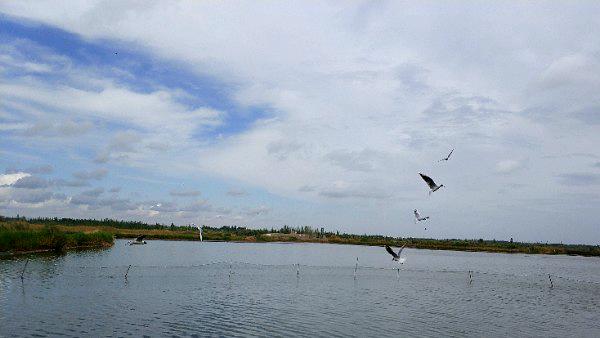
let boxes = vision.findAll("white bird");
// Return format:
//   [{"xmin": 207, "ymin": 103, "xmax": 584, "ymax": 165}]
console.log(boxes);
[
  {"xmin": 414, "ymin": 209, "xmax": 429, "ymax": 223},
  {"xmin": 195, "ymin": 223, "xmax": 203, "ymax": 242},
  {"xmin": 439, "ymin": 148, "xmax": 454, "ymax": 162},
  {"xmin": 128, "ymin": 235, "xmax": 147, "ymax": 245},
  {"xmin": 385, "ymin": 244, "xmax": 406, "ymax": 264},
  {"xmin": 419, "ymin": 172, "xmax": 444, "ymax": 195}
]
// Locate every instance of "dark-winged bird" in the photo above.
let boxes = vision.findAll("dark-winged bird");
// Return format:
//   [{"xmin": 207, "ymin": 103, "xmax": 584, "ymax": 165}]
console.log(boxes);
[
  {"xmin": 385, "ymin": 244, "xmax": 406, "ymax": 263},
  {"xmin": 419, "ymin": 172, "xmax": 444, "ymax": 195},
  {"xmin": 439, "ymin": 149, "xmax": 454, "ymax": 162}
]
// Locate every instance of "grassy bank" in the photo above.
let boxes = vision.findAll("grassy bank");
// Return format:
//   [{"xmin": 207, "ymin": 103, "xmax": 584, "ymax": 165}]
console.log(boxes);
[
  {"xmin": 0, "ymin": 220, "xmax": 114, "ymax": 255},
  {"xmin": 2, "ymin": 215, "xmax": 599, "ymax": 257}
]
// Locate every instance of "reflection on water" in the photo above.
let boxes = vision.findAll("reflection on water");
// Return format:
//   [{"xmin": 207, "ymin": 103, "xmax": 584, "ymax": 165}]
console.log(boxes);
[{"xmin": 1, "ymin": 240, "xmax": 600, "ymax": 337}]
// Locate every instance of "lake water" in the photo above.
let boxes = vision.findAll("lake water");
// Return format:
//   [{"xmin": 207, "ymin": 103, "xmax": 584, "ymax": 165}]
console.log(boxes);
[{"xmin": 1, "ymin": 240, "xmax": 600, "ymax": 337}]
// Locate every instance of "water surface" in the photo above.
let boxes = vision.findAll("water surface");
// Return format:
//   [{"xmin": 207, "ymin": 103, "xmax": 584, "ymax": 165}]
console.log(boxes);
[{"xmin": 1, "ymin": 240, "xmax": 599, "ymax": 337}]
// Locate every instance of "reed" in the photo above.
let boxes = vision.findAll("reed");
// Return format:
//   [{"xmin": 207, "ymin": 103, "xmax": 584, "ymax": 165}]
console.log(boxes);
[
  {"xmin": 0, "ymin": 220, "xmax": 113, "ymax": 254},
  {"xmin": 2, "ymin": 215, "xmax": 599, "ymax": 256}
]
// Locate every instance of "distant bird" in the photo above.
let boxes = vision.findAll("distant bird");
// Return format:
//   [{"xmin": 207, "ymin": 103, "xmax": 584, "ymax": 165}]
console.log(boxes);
[
  {"xmin": 129, "ymin": 235, "xmax": 147, "ymax": 245},
  {"xmin": 195, "ymin": 223, "xmax": 203, "ymax": 242},
  {"xmin": 414, "ymin": 209, "xmax": 429, "ymax": 223},
  {"xmin": 385, "ymin": 244, "xmax": 406, "ymax": 264},
  {"xmin": 419, "ymin": 172, "xmax": 444, "ymax": 195},
  {"xmin": 439, "ymin": 149, "xmax": 454, "ymax": 162}
]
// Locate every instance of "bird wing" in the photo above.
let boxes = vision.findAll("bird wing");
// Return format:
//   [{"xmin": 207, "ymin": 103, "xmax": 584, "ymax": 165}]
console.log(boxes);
[
  {"xmin": 419, "ymin": 173, "xmax": 437, "ymax": 189},
  {"xmin": 136, "ymin": 235, "xmax": 145, "ymax": 241},
  {"xmin": 397, "ymin": 244, "xmax": 406, "ymax": 256},
  {"xmin": 447, "ymin": 149, "xmax": 454, "ymax": 159},
  {"xmin": 385, "ymin": 245, "xmax": 398, "ymax": 258}
]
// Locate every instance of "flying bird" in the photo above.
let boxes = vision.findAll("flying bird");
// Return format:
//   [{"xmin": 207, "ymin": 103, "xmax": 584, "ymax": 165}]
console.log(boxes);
[
  {"xmin": 385, "ymin": 244, "xmax": 406, "ymax": 264},
  {"xmin": 195, "ymin": 223, "xmax": 203, "ymax": 242},
  {"xmin": 129, "ymin": 235, "xmax": 147, "ymax": 245},
  {"xmin": 414, "ymin": 209, "xmax": 429, "ymax": 223},
  {"xmin": 439, "ymin": 149, "xmax": 454, "ymax": 162},
  {"xmin": 419, "ymin": 172, "xmax": 444, "ymax": 195}
]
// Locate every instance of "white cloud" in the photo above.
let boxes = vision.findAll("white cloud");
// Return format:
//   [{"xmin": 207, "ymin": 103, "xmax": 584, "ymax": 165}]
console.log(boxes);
[
  {"xmin": 0, "ymin": 172, "xmax": 30, "ymax": 186},
  {"xmin": 2, "ymin": 2, "xmax": 600, "ymax": 242},
  {"xmin": 495, "ymin": 160, "xmax": 525, "ymax": 175},
  {"xmin": 538, "ymin": 54, "xmax": 600, "ymax": 90}
]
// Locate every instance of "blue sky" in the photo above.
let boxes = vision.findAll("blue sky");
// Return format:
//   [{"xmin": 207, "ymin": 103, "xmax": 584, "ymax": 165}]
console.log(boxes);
[{"xmin": 1, "ymin": 1, "xmax": 600, "ymax": 244}]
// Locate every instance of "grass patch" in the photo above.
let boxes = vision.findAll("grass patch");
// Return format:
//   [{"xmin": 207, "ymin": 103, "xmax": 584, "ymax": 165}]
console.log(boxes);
[
  {"xmin": 2, "ymin": 215, "xmax": 599, "ymax": 257},
  {"xmin": 0, "ymin": 220, "xmax": 113, "ymax": 254}
]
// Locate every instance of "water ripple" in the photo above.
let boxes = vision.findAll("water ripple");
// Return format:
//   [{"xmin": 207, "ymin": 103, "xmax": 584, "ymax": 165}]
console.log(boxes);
[{"xmin": 1, "ymin": 241, "xmax": 600, "ymax": 337}]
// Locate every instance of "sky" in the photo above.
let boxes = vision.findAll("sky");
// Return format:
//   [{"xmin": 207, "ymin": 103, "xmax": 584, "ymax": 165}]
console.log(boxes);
[{"xmin": 0, "ymin": 1, "xmax": 599, "ymax": 244}]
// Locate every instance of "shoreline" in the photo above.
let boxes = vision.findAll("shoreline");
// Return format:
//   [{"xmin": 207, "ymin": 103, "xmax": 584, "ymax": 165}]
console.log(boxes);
[
  {"xmin": 0, "ymin": 219, "xmax": 115, "ymax": 257},
  {"xmin": 114, "ymin": 235, "xmax": 599, "ymax": 257},
  {"xmin": 3, "ymin": 236, "xmax": 598, "ymax": 258},
  {"xmin": 2, "ymin": 217, "xmax": 599, "ymax": 258},
  {"xmin": 0, "ymin": 242, "xmax": 114, "ymax": 258},
  {"xmin": 109, "ymin": 237, "xmax": 600, "ymax": 258}
]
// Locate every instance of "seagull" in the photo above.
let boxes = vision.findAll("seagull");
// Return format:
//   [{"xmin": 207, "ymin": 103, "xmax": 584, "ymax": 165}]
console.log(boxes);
[
  {"xmin": 419, "ymin": 172, "xmax": 444, "ymax": 195},
  {"xmin": 439, "ymin": 149, "xmax": 454, "ymax": 162},
  {"xmin": 385, "ymin": 244, "xmax": 406, "ymax": 264},
  {"xmin": 195, "ymin": 223, "xmax": 203, "ymax": 242},
  {"xmin": 128, "ymin": 235, "xmax": 147, "ymax": 245},
  {"xmin": 414, "ymin": 209, "xmax": 430, "ymax": 223}
]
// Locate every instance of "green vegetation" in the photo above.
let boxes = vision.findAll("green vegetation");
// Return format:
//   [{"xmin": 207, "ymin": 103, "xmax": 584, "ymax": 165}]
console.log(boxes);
[
  {"xmin": 0, "ymin": 218, "xmax": 114, "ymax": 254},
  {"xmin": 2, "ymin": 215, "xmax": 599, "ymax": 256}
]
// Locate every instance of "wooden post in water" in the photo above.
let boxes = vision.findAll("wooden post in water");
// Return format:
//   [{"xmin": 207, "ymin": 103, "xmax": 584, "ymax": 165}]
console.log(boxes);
[
  {"xmin": 354, "ymin": 257, "xmax": 358, "ymax": 280},
  {"xmin": 20, "ymin": 258, "xmax": 29, "ymax": 281},
  {"xmin": 125, "ymin": 264, "xmax": 131, "ymax": 280}
]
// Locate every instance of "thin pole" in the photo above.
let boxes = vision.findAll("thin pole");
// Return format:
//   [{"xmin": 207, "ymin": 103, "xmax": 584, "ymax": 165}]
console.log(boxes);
[
  {"xmin": 125, "ymin": 264, "xmax": 131, "ymax": 279},
  {"xmin": 354, "ymin": 257, "xmax": 358, "ymax": 280},
  {"xmin": 20, "ymin": 258, "xmax": 29, "ymax": 281}
]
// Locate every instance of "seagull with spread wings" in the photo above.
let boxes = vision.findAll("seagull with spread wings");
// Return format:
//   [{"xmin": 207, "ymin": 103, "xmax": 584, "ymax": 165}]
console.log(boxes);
[
  {"xmin": 129, "ymin": 235, "xmax": 147, "ymax": 245},
  {"xmin": 419, "ymin": 172, "xmax": 444, "ymax": 195},
  {"xmin": 414, "ymin": 209, "xmax": 430, "ymax": 223},
  {"xmin": 385, "ymin": 244, "xmax": 406, "ymax": 264},
  {"xmin": 439, "ymin": 149, "xmax": 454, "ymax": 162}
]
